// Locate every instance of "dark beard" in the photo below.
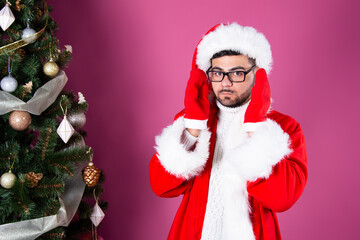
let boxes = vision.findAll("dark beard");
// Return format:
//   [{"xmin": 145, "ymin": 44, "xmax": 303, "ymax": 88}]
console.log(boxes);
[{"xmin": 216, "ymin": 86, "xmax": 253, "ymax": 108}]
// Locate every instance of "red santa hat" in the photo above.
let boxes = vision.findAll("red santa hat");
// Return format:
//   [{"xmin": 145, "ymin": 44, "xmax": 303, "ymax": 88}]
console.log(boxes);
[{"xmin": 193, "ymin": 22, "xmax": 273, "ymax": 73}]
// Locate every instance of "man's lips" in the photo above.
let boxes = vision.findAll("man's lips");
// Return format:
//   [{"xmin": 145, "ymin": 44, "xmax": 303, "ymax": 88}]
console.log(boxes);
[{"xmin": 219, "ymin": 90, "xmax": 234, "ymax": 95}]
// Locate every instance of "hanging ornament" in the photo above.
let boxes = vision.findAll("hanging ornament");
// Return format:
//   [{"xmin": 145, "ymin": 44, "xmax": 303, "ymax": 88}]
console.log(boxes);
[
  {"xmin": 0, "ymin": 157, "xmax": 16, "ymax": 189},
  {"xmin": 25, "ymin": 172, "xmax": 43, "ymax": 188},
  {"xmin": 90, "ymin": 189, "xmax": 105, "ymax": 240},
  {"xmin": 43, "ymin": 58, "xmax": 59, "ymax": 77},
  {"xmin": 0, "ymin": 1, "xmax": 15, "ymax": 31},
  {"xmin": 64, "ymin": 45, "xmax": 72, "ymax": 53},
  {"xmin": 23, "ymin": 81, "xmax": 33, "ymax": 93},
  {"xmin": 9, "ymin": 110, "xmax": 31, "ymax": 131},
  {"xmin": 78, "ymin": 92, "xmax": 86, "ymax": 104},
  {"xmin": 1, "ymin": 74, "xmax": 17, "ymax": 92},
  {"xmin": 62, "ymin": 133, "xmax": 86, "ymax": 151},
  {"xmin": 0, "ymin": 170, "xmax": 16, "ymax": 188},
  {"xmin": 83, "ymin": 149, "xmax": 101, "ymax": 187},
  {"xmin": 15, "ymin": 0, "xmax": 25, "ymax": 12},
  {"xmin": 21, "ymin": 20, "xmax": 37, "ymax": 43},
  {"xmin": 68, "ymin": 112, "xmax": 86, "ymax": 129},
  {"xmin": 57, "ymin": 97, "xmax": 75, "ymax": 143},
  {"xmin": 1, "ymin": 55, "xmax": 18, "ymax": 92},
  {"xmin": 90, "ymin": 202, "xmax": 105, "ymax": 227},
  {"xmin": 83, "ymin": 162, "xmax": 101, "ymax": 187}
]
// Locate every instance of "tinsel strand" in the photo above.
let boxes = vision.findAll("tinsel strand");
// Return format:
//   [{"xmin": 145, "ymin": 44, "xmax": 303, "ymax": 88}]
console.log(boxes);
[
  {"xmin": 32, "ymin": 39, "xmax": 59, "ymax": 52},
  {"xmin": 42, "ymin": 233, "xmax": 65, "ymax": 239},
  {"xmin": 43, "ymin": 98, "xmax": 69, "ymax": 116},
  {"xmin": 43, "ymin": 201, "xmax": 59, "ymax": 216},
  {"xmin": 37, "ymin": 184, "xmax": 64, "ymax": 189},
  {"xmin": 51, "ymin": 163, "xmax": 74, "ymax": 176},
  {"xmin": 16, "ymin": 199, "xmax": 29, "ymax": 214},
  {"xmin": 41, "ymin": 128, "xmax": 52, "ymax": 161}
]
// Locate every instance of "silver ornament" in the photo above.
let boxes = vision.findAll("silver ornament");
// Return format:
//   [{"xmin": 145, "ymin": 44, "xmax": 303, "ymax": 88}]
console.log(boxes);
[
  {"xmin": 63, "ymin": 133, "xmax": 86, "ymax": 151},
  {"xmin": 68, "ymin": 112, "xmax": 86, "ymax": 129},
  {"xmin": 1, "ymin": 74, "xmax": 18, "ymax": 92},
  {"xmin": 0, "ymin": 170, "xmax": 16, "ymax": 189},
  {"xmin": 21, "ymin": 26, "xmax": 36, "ymax": 43}
]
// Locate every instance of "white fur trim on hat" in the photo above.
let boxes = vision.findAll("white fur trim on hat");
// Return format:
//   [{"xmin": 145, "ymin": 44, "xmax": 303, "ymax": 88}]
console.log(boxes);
[
  {"xmin": 154, "ymin": 117, "xmax": 211, "ymax": 179},
  {"xmin": 196, "ymin": 23, "xmax": 273, "ymax": 73}
]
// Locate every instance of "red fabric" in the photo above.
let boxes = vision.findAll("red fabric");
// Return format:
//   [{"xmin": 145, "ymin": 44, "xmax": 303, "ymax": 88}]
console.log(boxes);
[
  {"xmin": 244, "ymin": 68, "xmax": 271, "ymax": 124},
  {"xmin": 184, "ymin": 69, "xmax": 210, "ymax": 121},
  {"xmin": 149, "ymin": 109, "xmax": 308, "ymax": 240},
  {"xmin": 191, "ymin": 24, "xmax": 221, "ymax": 70}
]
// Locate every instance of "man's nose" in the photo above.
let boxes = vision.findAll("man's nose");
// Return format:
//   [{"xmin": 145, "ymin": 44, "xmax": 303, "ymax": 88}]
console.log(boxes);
[{"xmin": 221, "ymin": 74, "xmax": 233, "ymax": 87}]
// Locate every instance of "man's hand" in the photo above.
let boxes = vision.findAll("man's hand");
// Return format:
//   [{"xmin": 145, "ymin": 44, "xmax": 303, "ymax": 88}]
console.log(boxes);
[
  {"xmin": 184, "ymin": 68, "xmax": 210, "ymax": 135},
  {"xmin": 244, "ymin": 68, "xmax": 271, "ymax": 135}
]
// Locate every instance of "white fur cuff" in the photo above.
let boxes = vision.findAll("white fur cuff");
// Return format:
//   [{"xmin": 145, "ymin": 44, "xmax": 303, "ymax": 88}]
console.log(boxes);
[
  {"xmin": 184, "ymin": 118, "xmax": 208, "ymax": 130},
  {"xmin": 155, "ymin": 117, "xmax": 211, "ymax": 179},
  {"xmin": 243, "ymin": 122, "xmax": 261, "ymax": 132},
  {"xmin": 224, "ymin": 119, "xmax": 292, "ymax": 182}
]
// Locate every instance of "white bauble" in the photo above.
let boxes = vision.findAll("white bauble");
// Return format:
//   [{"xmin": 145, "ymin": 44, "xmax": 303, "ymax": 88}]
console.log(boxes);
[
  {"xmin": 0, "ymin": 171, "xmax": 16, "ymax": 189},
  {"xmin": 1, "ymin": 74, "xmax": 18, "ymax": 92},
  {"xmin": 21, "ymin": 27, "xmax": 36, "ymax": 43}
]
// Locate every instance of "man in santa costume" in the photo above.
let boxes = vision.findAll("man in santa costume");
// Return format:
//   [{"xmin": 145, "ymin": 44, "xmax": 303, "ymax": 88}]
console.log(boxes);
[{"xmin": 149, "ymin": 22, "xmax": 308, "ymax": 240}]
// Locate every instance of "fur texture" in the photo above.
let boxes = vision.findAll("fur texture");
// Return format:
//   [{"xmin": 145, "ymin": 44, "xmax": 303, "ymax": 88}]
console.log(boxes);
[
  {"xmin": 155, "ymin": 117, "xmax": 211, "ymax": 179},
  {"xmin": 216, "ymin": 117, "xmax": 291, "ymax": 239},
  {"xmin": 196, "ymin": 23, "xmax": 273, "ymax": 73},
  {"xmin": 221, "ymin": 167, "xmax": 255, "ymax": 240},
  {"xmin": 224, "ymin": 118, "xmax": 292, "ymax": 182}
]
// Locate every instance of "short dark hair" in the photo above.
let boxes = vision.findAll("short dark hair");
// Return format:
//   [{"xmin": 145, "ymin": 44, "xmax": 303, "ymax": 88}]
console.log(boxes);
[{"xmin": 211, "ymin": 50, "xmax": 256, "ymax": 66}]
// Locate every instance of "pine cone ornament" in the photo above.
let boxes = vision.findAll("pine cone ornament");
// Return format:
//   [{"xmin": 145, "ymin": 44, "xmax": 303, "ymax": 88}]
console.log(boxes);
[
  {"xmin": 25, "ymin": 172, "xmax": 43, "ymax": 188},
  {"xmin": 82, "ymin": 162, "xmax": 101, "ymax": 187}
]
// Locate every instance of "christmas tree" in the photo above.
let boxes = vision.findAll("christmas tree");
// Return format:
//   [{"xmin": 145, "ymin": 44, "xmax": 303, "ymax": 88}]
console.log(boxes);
[{"xmin": 0, "ymin": 0, "xmax": 107, "ymax": 239}]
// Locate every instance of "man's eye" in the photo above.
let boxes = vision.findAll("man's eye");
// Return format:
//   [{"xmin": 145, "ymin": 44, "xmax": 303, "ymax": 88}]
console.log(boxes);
[
  {"xmin": 214, "ymin": 71, "xmax": 223, "ymax": 77},
  {"xmin": 233, "ymin": 71, "xmax": 244, "ymax": 76}
]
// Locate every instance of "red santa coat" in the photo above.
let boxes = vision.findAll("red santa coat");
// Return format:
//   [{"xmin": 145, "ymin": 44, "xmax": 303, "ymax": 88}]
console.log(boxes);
[{"xmin": 149, "ymin": 106, "xmax": 308, "ymax": 240}]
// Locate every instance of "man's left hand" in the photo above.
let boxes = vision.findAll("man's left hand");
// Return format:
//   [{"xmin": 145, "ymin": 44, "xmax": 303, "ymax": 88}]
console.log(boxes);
[{"xmin": 244, "ymin": 68, "xmax": 271, "ymax": 134}]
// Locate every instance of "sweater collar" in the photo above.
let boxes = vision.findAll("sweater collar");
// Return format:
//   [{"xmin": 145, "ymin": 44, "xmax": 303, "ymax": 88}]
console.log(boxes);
[{"xmin": 216, "ymin": 100, "xmax": 250, "ymax": 115}]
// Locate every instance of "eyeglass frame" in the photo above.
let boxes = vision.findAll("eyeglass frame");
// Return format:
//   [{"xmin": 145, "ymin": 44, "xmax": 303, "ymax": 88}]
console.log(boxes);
[{"xmin": 206, "ymin": 65, "xmax": 256, "ymax": 83}]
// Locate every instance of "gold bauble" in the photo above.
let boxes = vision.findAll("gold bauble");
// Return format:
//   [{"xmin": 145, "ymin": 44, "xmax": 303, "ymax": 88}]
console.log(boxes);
[
  {"xmin": 9, "ymin": 110, "xmax": 31, "ymax": 131},
  {"xmin": 82, "ymin": 162, "xmax": 101, "ymax": 187},
  {"xmin": 43, "ymin": 59, "xmax": 59, "ymax": 77}
]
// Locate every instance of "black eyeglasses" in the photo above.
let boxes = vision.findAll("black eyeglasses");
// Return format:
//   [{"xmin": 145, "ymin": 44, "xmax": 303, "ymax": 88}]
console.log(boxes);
[{"xmin": 206, "ymin": 65, "xmax": 256, "ymax": 83}]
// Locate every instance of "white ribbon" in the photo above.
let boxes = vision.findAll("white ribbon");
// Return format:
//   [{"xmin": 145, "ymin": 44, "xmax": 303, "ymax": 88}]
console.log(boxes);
[
  {"xmin": 0, "ymin": 71, "xmax": 68, "ymax": 115},
  {"xmin": 0, "ymin": 162, "xmax": 86, "ymax": 240}
]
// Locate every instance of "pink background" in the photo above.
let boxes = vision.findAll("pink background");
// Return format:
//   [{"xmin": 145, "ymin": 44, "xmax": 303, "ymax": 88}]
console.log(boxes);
[{"xmin": 49, "ymin": 0, "xmax": 360, "ymax": 239}]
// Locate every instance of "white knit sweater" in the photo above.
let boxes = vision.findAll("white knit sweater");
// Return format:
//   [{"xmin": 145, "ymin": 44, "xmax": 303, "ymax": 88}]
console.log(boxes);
[{"xmin": 200, "ymin": 100, "xmax": 250, "ymax": 240}]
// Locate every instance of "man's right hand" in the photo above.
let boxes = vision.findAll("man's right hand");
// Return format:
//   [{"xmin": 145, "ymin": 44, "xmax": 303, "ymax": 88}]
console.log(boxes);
[{"xmin": 184, "ymin": 68, "xmax": 210, "ymax": 133}]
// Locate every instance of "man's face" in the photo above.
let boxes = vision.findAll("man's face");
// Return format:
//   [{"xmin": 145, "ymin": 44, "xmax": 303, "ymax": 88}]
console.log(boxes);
[{"xmin": 210, "ymin": 55, "xmax": 257, "ymax": 108}]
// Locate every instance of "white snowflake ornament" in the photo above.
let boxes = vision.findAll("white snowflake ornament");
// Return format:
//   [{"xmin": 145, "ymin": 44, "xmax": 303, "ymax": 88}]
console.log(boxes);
[
  {"xmin": 0, "ymin": 3, "xmax": 15, "ymax": 31},
  {"xmin": 57, "ymin": 115, "xmax": 75, "ymax": 143},
  {"xmin": 90, "ymin": 202, "xmax": 105, "ymax": 227}
]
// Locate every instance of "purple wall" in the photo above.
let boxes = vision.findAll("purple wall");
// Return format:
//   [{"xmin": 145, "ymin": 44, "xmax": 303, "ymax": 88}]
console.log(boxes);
[{"xmin": 50, "ymin": 0, "xmax": 360, "ymax": 239}]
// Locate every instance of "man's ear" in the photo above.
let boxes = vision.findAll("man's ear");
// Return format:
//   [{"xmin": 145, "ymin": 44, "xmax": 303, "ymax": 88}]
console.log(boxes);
[{"xmin": 254, "ymin": 66, "xmax": 260, "ymax": 73}]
